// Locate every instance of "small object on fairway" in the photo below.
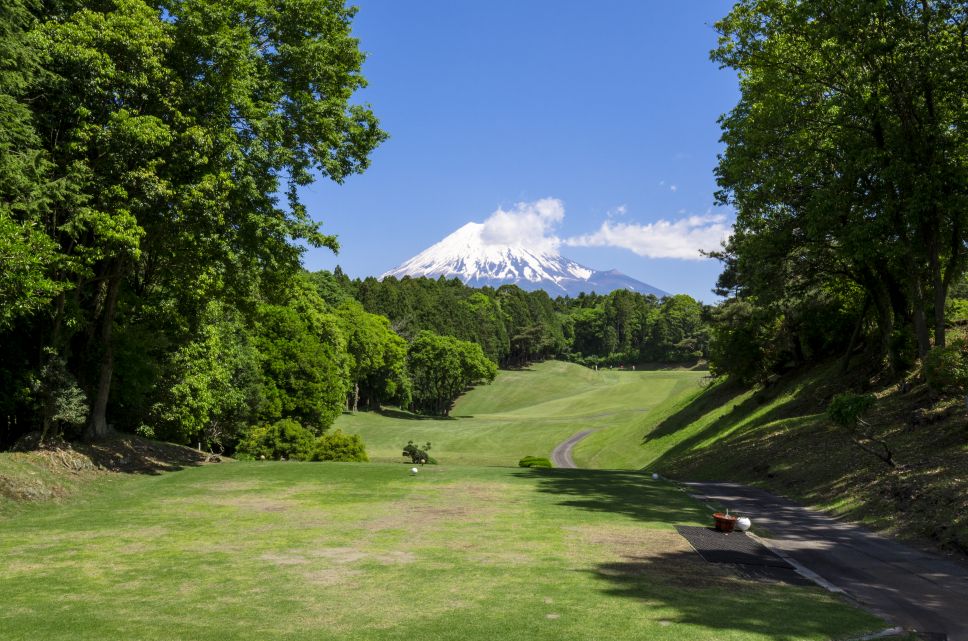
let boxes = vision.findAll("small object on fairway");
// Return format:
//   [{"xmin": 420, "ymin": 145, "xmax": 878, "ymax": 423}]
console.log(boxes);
[
  {"xmin": 735, "ymin": 516, "xmax": 752, "ymax": 532},
  {"xmin": 651, "ymin": 473, "xmax": 660, "ymax": 480},
  {"xmin": 410, "ymin": 467, "xmax": 419, "ymax": 475}
]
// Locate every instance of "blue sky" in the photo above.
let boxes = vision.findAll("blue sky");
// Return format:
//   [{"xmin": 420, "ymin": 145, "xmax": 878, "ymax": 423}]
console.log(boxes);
[{"xmin": 301, "ymin": 0, "xmax": 740, "ymax": 302}]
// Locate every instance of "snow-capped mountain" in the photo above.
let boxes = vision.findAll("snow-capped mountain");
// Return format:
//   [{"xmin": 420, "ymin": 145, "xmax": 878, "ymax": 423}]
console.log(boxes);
[{"xmin": 382, "ymin": 222, "xmax": 668, "ymax": 297}]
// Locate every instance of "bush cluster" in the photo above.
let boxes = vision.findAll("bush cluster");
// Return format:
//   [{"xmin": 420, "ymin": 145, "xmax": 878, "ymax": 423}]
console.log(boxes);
[
  {"xmin": 518, "ymin": 456, "xmax": 552, "ymax": 468},
  {"xmin": 923, "ymin": 339, "xmax": 968, "ymax": 395},
  {"xmin": 312, "ymin": 430, "xmax": 368, "ymax": 462},
  {"xmin": 236, "ymin": 419, "xmax": 368, "ymax": 462}
]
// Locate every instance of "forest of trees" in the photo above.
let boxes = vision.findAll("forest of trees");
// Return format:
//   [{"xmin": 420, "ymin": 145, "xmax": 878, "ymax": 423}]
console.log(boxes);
[
  {"xmin": 313, "ymin": 269, "xmax": 711, "ymax": 369},
  {"xmin": 4, "ymin": 1, "xmax": 968, "ymax": 457},
  {"xmin": 0, "ymin": 0, "xmax": 388, "ymax": 451},
  {"xmin": 706, "ymin": 0, "xmax": 968, "ymax": 385}
]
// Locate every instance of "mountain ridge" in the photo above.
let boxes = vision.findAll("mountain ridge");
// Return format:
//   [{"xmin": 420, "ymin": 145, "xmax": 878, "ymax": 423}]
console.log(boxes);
[{"xmin": 382, "ymin": 222, "xmax": 668, "ymax": 297}]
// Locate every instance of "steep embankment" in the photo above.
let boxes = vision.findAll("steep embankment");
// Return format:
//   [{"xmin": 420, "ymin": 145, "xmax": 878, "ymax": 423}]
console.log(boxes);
[
  {"xmin": 633, "ymin": 361, "xmax": 968, "ymax": 555},
  {"xmin": 334, "ymin": 361, "xmax": 708, "ymax": 467},
  {"xmin": 0, "ymin": 435, "xmax": 218, "ymax": 515}
]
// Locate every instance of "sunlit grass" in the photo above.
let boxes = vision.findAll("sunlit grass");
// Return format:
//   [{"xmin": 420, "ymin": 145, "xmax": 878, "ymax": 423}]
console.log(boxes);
[
  {"xmin": 0, "ymin": 462, "xmax": 882, "ymax": 640},
  {"xmin": 334, "ymin": 361, "xmax": 708, "ymax": 467}
]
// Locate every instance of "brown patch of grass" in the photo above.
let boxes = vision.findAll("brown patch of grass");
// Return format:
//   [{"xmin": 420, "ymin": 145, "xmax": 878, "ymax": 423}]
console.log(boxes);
[
  {"xmin": 372, "ymin": 550, "xmax": 416, "ymax": 564},
  {"xmin": 202, "ymin": 480, "xmax": 262, "ymax": 492},
  {"xmin": 471, "ymin": 551, "xmax": 535, "ymax": 566},
  {"xmin": 259, "ymin": 552, "xmax": 311, "ymax": 566},
  {"xmin": 302, "ymin": 567, "xmax": 363, "ymax": 586},
  {"xmin": 309, "ymin": 547, "xmax": 368, "ymax": 563}
]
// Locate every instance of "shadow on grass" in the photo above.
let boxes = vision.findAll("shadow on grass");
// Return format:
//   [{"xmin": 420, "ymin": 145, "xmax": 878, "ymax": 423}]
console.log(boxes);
[
  {"xmin": 516, "ymin": 468, "xmax": 880, "ymax": 637},
  {"xmin": 584, "ymin": 550, "xmax": 877, "ymax": 640},
  {"xmin": 641, "ymin": 380, "xmax": 810, "ymax": 473},
  {"xmin": 514, "ymin": 468, "xmax": 707, "ymax": 524},
  {"xmin": 35, "ymin": 433, "xmax": 211, "ymax": 476},
  {"xmin": 631, "ymin": 361, "xmax": 710, "ymax": 372},
  {"xmin": 374, "ymin": 408, "xmax": 460, "ymax": 421}
]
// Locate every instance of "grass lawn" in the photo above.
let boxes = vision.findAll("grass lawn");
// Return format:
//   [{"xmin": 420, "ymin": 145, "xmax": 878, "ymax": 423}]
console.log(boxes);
[
  {"xmin": 0, "ymin": 461, "xmax": 882, "ymax": 641},
  {"xmin": 334, "ymin": 361, "xmax": 709, "ymax": 468}
]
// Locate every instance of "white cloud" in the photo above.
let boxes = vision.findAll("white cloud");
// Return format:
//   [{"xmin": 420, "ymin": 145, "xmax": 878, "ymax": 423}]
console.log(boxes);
[
  {"xmin": 480, "ymin": 198, "xmax": 564, "ymax": 254},
  {"xmin": 606, "ymin": 204, "xmax": 628, "ymax": 219},
  {"xmin": 670, "ymin": 184, "xmax": 678, "ymax": 192},
  {"xmin": 564, "ymin": 213, "xmax": 731, "ymax": 260}
]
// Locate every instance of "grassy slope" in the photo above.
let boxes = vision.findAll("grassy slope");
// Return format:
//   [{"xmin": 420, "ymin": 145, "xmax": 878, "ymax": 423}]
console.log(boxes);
[
  {"xmin": 643, "ymin": 361, "xmax": 968, "ymax": 554},
  {"xmin": 340, "ymin": 358, "xmax": 965, "ymax": 553},
  {"xmin": 0, "ymin": 435, "xmax": 212, "ymax": 516},
  {"xmin": 0, "ymin": 461, "xmax": 880, "ymax": 641},
  {"xmin": 333, "ymin": 361, "xmax": 708, "ymax": 467}
]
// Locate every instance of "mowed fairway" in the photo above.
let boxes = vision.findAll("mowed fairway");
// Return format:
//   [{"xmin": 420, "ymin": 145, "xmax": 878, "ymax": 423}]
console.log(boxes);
[
  {"xmin": 0, "ymin": 461, "xmax": 881, "ymax": 641},
  {"xmin": 335, "ymin": 361, "xmax": 708, "ymax": 468}
]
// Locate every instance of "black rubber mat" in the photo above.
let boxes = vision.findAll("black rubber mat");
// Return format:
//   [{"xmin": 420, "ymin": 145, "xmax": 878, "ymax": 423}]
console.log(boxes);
[{"xmin": 675, "ymin": 525, "xmax": 793, "ymax": 569}]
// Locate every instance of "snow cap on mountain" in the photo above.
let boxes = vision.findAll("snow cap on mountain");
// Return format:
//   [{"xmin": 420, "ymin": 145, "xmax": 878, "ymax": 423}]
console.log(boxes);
[{"xmin": 382, "ymin": 218, "xmax": 667, "ymax": 297}]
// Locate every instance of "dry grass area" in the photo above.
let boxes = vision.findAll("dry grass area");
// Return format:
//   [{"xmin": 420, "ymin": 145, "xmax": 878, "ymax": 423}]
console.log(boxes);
[{"xmin": 0, "ymin": 432, "xmax": 218, "ymax": 513}]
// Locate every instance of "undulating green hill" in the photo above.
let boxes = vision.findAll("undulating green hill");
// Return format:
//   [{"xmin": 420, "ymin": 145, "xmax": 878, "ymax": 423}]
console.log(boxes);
[{"xmin": 334, "ymin": 361, "xmax": 708, "ymax": 468}]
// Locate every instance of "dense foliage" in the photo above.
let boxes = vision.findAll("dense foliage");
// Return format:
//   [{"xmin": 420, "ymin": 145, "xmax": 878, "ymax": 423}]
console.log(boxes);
[
  {"xmin": 314, "ymin": 270, "xmax": 712, "ymax": 368},
  {"xmin": 518, "ymin": 456, "xmax": 553, "ymax": 469},
  {"xmin": 0, "ymin": 0, "xmax": 386, "ymax": 450},
  {"xmin": 709, "ymin": 0, "xmax": 968, "ymax": 381},
  {"xmin": 407, "ymin": 331, "xmax": 497, "ymax": 415}
]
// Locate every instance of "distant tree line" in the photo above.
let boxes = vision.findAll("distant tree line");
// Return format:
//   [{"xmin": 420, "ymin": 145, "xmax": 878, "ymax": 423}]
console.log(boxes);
[{"xmin": 312, "ymin": 270, "xmax": 712, "ymax": 369}]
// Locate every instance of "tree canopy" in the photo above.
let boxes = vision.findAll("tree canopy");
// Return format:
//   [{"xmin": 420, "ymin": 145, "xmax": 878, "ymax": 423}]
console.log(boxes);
[
  {"xmin": 710, "ymin": 0, "xmax": 968, "ymax": 377},
  {"xmin": 0, "ymin": 0, "xmax": 386, "ymax": 446}
]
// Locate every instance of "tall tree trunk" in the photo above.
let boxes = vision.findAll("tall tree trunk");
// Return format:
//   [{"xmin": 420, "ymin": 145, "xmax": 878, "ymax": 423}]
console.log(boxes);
[
  {"xmin": 935, "ymin": 216, "xmax": 965, "ymax": 349},
  {"xmin": 911, "ymin": 277, "xmax": 931, "ymax": 358},
  {"xmin": 841, "ymin": 296, "xmax": 870, "ymax": 375},
  {"xmin": 933, "ymin": 270, "xmax": 947, "ymax": 349},
  {"xmin": 868, "ymin": 278, "xmax": 895, "ymax": 369},
  {"xmin": 352, "ymin": 382, "xmax": 359, "ymax": 413},
  {"xmin": 86, "ymin": 268, "xmax": 122, "ymax": 441}
]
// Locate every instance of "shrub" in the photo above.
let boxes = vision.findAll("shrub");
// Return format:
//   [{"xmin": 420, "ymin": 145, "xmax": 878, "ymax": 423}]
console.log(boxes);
[
  {"xmin": 518, "ymin": 456, "xmax": 552, "ymax": 468},
  {"xmin": 236, "ymin": 418, "xmax": 315, "ymax": 460},
  {"xmin": 923, "ymin": 339, "xmax": 968, "ymax": 395},
  {"xmin": 402, "ymin": 440, "xmax": 436, "ymax": 464},
  {"xmin": 311, "ymin": 430, "xmax": 368, "ymax": 462},
  {"xmin": 827, "ymin": 392, "xmax": 895, "ymax": 468},
  {"xmin": 826, "ymin": 392, "xmax": 875, "ymax": 428}
]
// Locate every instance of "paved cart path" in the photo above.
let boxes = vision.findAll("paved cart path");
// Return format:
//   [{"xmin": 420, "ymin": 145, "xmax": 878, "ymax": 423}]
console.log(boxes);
[
  {"xmin": 550, "ymin": 430, "xmax": 594, "ymax": 468},
  {"xmin": 685, "ymin": 481, "xmax": 968, "ymax": 641}
]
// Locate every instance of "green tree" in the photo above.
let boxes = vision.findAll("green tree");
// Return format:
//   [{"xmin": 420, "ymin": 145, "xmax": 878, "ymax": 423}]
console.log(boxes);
[
  {"xmin": 407, "ymin": 331, "xmax": 496, "ymax": 415},
  {"xmin": 21, "ymin": 0, "xmax": 385, "ymax": 441},
  {"xmin": 336, "ymin": 300, "xmax": 410, "ymax": 411},
  {"xmin": 713, "ymin": 0, "xmax": 968, "ymax": 367},
  {"xmin": 255, "ymin": 303, "xmax": 348, "ymax": 432},
  {"xmin": 148, "ymin": 301, "xmax": 262, "ymax": 450},
  {"xmin": 0, "ymin": 1, "xmax": 64, "ymax": 328}
]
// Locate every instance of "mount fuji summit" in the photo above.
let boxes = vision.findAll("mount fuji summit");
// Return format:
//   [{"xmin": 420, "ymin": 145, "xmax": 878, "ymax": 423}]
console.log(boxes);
[{"xmin": 382, "ymin": 222, "xmax": 668, "ymax": 297}]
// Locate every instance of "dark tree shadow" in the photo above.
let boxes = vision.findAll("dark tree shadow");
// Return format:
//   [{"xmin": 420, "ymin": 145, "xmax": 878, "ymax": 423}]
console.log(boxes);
[
  {"xmin": 584, "ymin": 551, "xmax": 880, "ymax": 640},
  {"xmin": 26, "ymin": 433, "xmax": 214, "ymax": 476},
  {"xmin": 515, "ymin": 468, "xmax": 882, "ymax": 638},
  {"xmin": 374, "ymin": 408, "xmax": 460, "ymax": 421},
  {"xmin": 642, "ymin": 382, "xmax": 808, "ymax": 472},
  {"xmin": 514, "ymin": 468, "xmax": 707, "ymax": 524}
]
